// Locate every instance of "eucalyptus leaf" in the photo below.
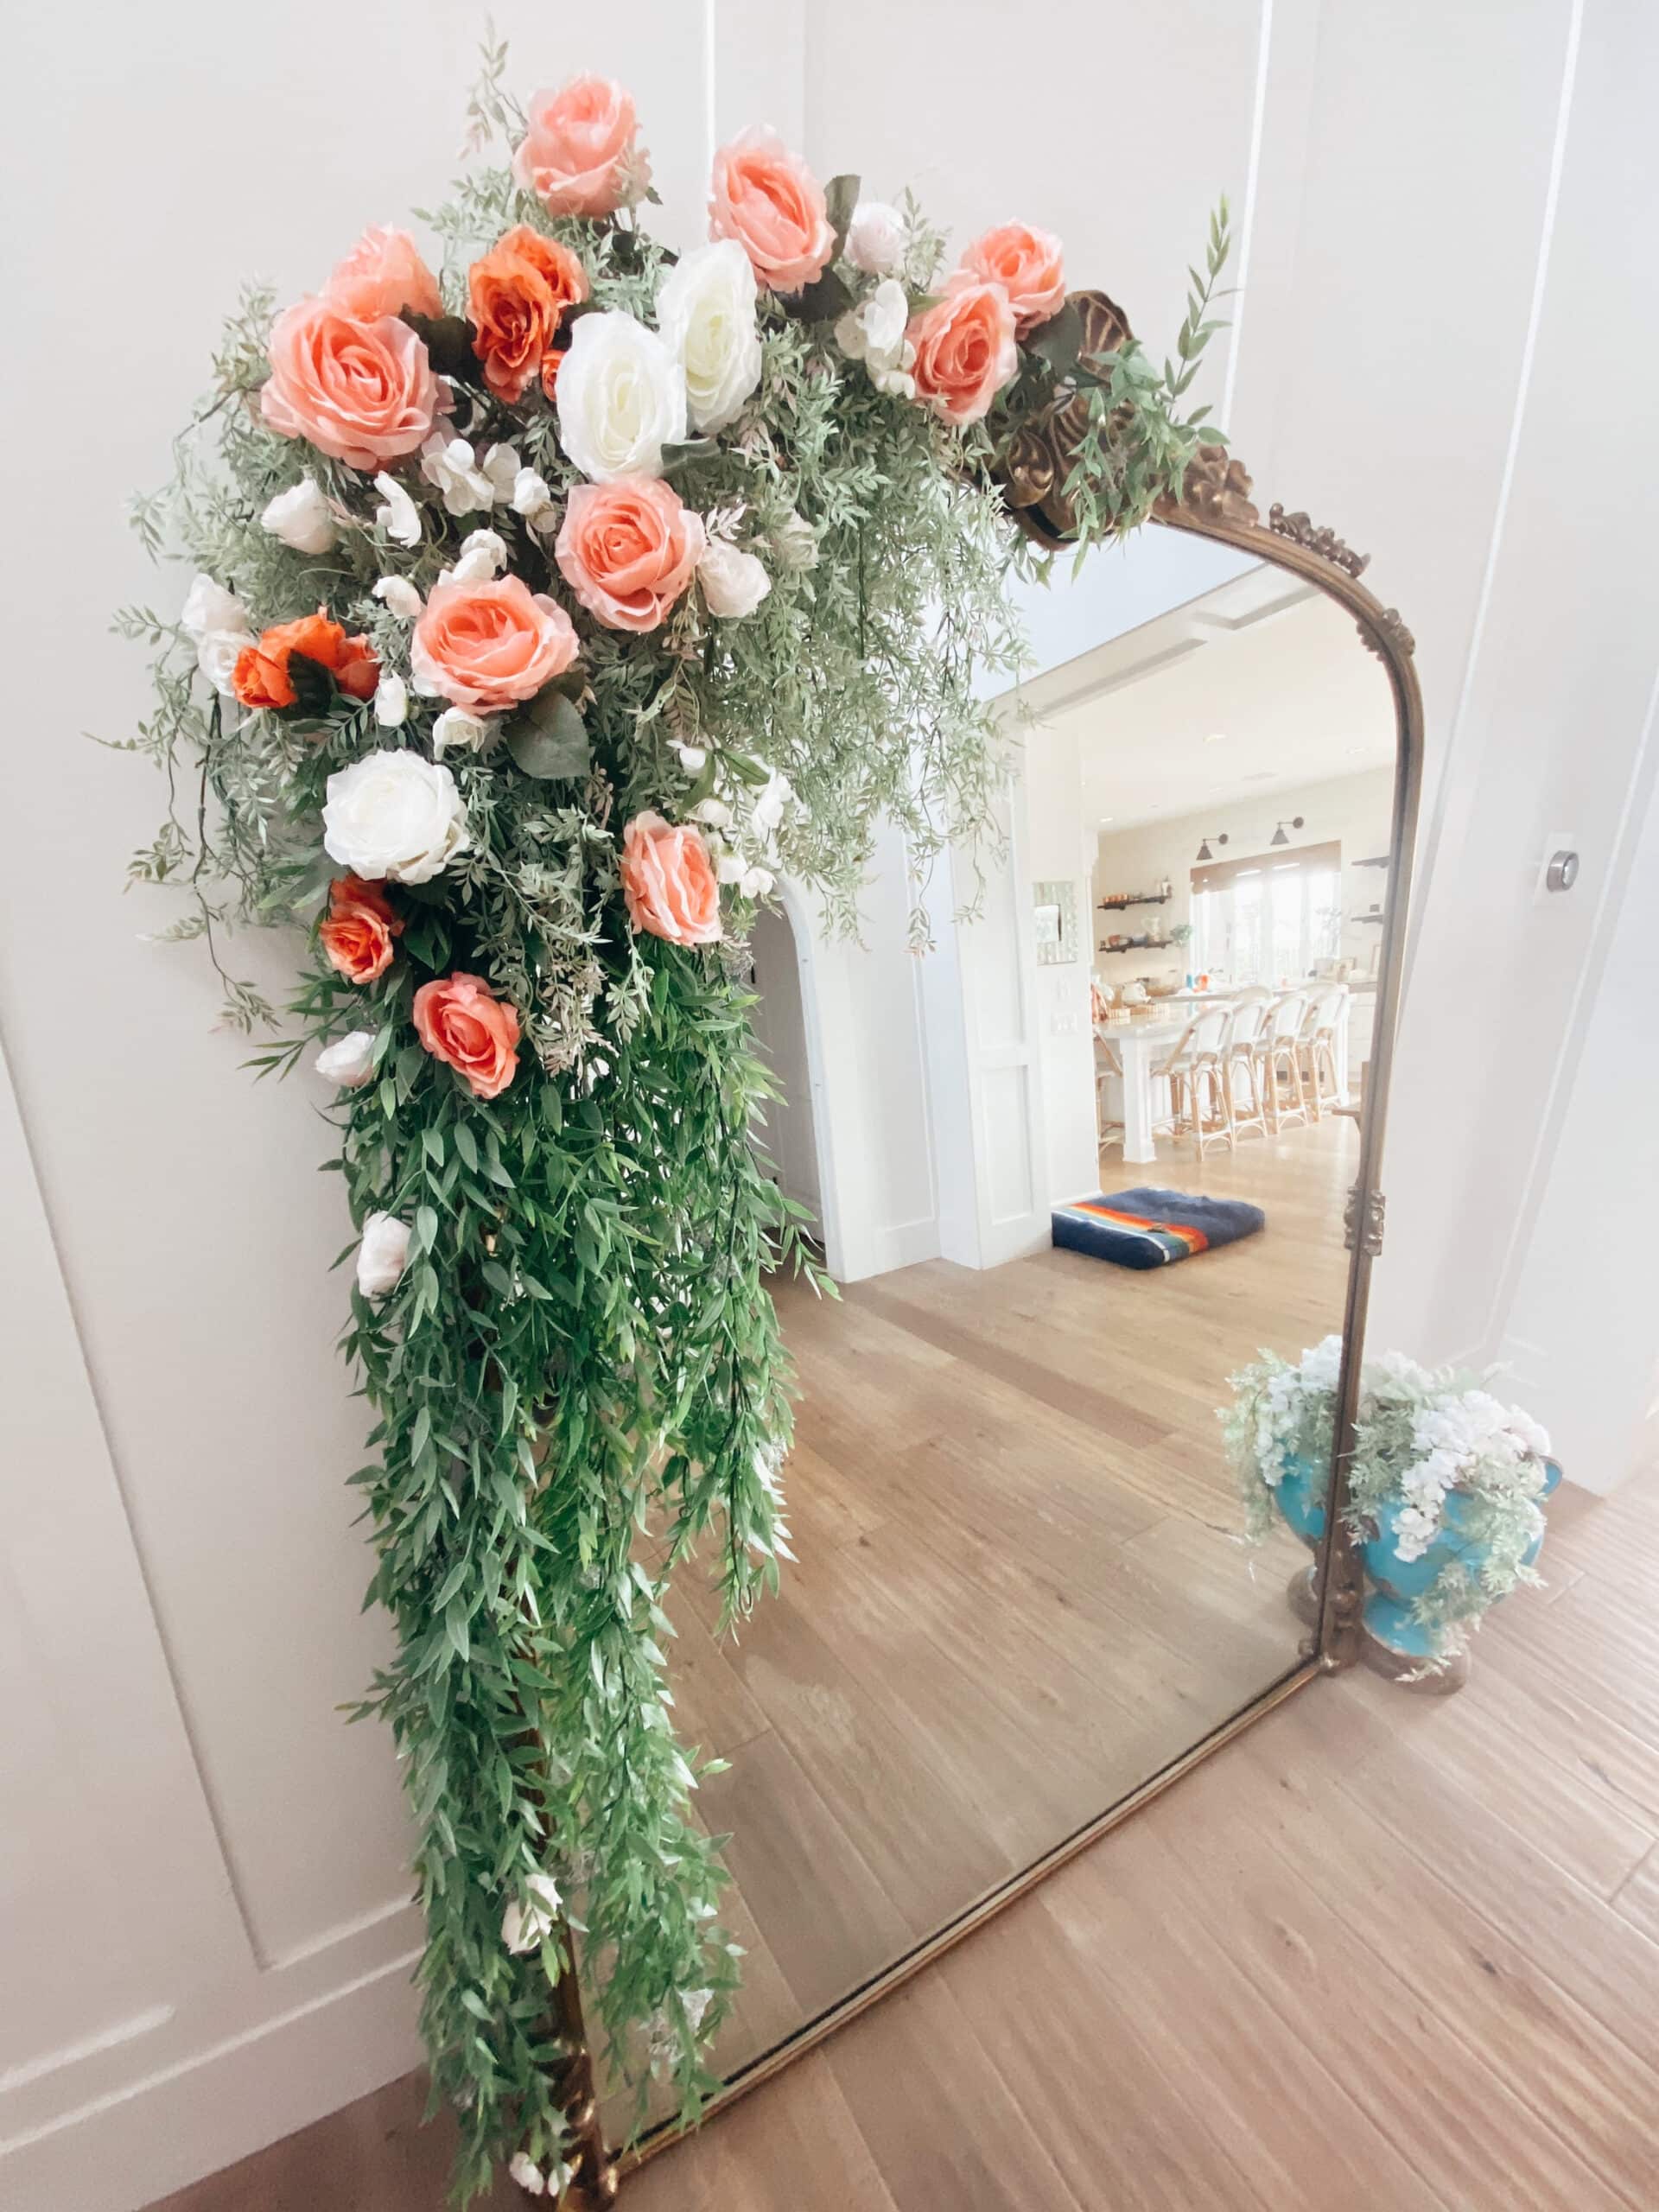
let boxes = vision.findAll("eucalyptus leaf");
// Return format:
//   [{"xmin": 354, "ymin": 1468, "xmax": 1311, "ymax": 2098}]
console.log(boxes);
[
  {"xmin": 505, "ymin": 693, "xmax": 590, "ymax": 780},
  {"xmin": 823, "ymin": 171, "xmax": 861, "ymax": 255}
]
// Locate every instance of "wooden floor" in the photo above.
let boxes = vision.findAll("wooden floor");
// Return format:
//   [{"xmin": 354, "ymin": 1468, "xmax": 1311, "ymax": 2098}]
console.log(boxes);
[
  {"xmin": 611, "ymin": 1116, "xmax": 1353, "ymax": 2123},
  {"xmin": 149, "ymin": 1113, "xmax": 1659, "ymax": 2211}
]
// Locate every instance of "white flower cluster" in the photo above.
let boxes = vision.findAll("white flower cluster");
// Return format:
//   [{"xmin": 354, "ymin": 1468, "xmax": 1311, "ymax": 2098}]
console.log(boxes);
[
  {"xmin": 1247, "ymin": 1332, "xmax": 1344, "ymax": 1486},
  {"xmin": 1394, "ymin": 1389, "xmax": 1551, "ymax": 1563},
  {"xmin": 688, "ymin": 767, "xmax": 793, "ymax": 901}
]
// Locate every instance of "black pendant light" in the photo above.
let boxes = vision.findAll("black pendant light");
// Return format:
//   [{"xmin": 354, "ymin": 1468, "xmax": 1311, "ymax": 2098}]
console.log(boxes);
[
  {"xmin": 1196, "ymin": 832, "xmax": 1229, "ymax": 861},
  {"xmin": 1269, "ymin": 815, "xmax": 1306, "ymax": 848}
]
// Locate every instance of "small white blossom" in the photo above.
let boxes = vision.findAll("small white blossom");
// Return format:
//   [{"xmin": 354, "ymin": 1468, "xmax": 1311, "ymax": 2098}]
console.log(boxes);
[
  {"xmin": 692, "ymin": 798, "xmax": 734, "ymax": 831},
  {"xmin": 835, "ymin": 280, "xmax": 916, "ymax": 397},
  {"xmin": 739, "ymin": 865, "xmax": 774, "ymax": 899},
  {"xmin": 443, "ymin": 528, "xmax": 509, "ymax": 586},
  {"xmin": 512, "ymin": 467, "xmax": 558, "ymax": 531},
  {"xmin": 373, "ymin": 672, "xmax": 409, "ymax": 728},
  {"xmin": 752, "ymin": 769, "xmax": 792, "ymax": 837},
  {"xmin": 501, "ymin": 1871, "xmax": 563, "ymax": 1955},
  {"xmin": 698, "ymin": 537, "xmax": 772, "ymax": 620},
  {"xmin": 844, "ymin": 200, "xmax": 908, "ymax": 277},
  {"xmin": 314, "ymin": 1030, "xmax": 378, "ymax": 1088},
  {"xmin": 261, "ymin": 477, "xmax": 337, "ymax": 555},
  {"xmin": 180, "ymin": 575, "xmax": 250, "ymax": 642},
  {"xmin": 373, "ymin": 575, "xmax": 423, "ymax": 620},
  {"xmin": 480, "ymin": 442, "xmax": 522, "ymax": 505},
  {"xmin": 372, "ymin": 472, "xmax": 422, "ymax": 548},
  {"xmin": 431, "ymin": 706, "xmax": 494, "ymax": 758},
  {"xmin": 672, "ymin": 741, "xmax": 708, "ymax": 775},
  {"xmin": 507, "ymin": 2152, "xmax": 546, "ymax": 2196},
  {"xmin": 420, "ymin": 435, "xmax": 499, "ymax": 516},
  {"xmin": 196, "ymin": 630, "xmax": 250, "ymax": 698},
  {"xmin": 770, "ymin": 512, "xmax": 819, "ymax": 573},
  {"xmin": 356, "ymin": 1213, "xmax": 410, "ymax": 1300},
  {"xmin": 715, "ymin": 851, "xmax": 746, "ymax": 887}
]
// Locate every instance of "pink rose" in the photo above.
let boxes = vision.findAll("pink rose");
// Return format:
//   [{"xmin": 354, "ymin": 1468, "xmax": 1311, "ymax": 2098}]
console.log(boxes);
[
  {"xmin": 512, "ymin": 76, "xmax": 648, "ymax": 217},
  {"xmin": 958, "ymin": 222, "xmax": 1065, "ymax": 335},
  {"xmin": 708, "ymin": 126, "xmax": 836, "ymax": 294},
  {"xmin": 261, "ymin": 300, "xmax": 446, "ymax": 472},
  {"xmin": 410, "ymin": 576, "xmax": 579, "ymax": 714},
  {"xmin": 906, "ymin": 276, "xmax": 1019, "ymax": 426},
  {"xmin": 620, "ymin": 812, "xmax": 721, "ymax": 946},
  {"xmin": 555, "ymin": 478, "xmax": 704, "ymax": 634},
  {"xmin": 323, "ymin": 226, "xmax": 443, "ymax": 322},
  {"xmin": 412, "ymin": 973, "xmax": 521, "ymax": 1100}
]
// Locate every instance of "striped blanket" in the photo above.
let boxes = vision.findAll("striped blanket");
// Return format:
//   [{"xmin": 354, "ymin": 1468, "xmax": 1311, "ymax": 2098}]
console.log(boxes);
[{"xmin": 1051, "ymin": 1186, "xmax": 1266, "ymax": 1270}]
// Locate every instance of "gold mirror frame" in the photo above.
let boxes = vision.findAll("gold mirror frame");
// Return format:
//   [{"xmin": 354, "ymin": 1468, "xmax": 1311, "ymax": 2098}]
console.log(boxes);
[{"xmin": 550, "ymin": 442, "xmax": 1425, "ymax": 2209}]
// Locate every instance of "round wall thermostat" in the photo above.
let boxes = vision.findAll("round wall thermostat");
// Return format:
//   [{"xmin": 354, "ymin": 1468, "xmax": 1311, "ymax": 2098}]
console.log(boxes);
[{"xmin": 1546, "ymin": 849, "xmax": 1580, "ymax": 893}]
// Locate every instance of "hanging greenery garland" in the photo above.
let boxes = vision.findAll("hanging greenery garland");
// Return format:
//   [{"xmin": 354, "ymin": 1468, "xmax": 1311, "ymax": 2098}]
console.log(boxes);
[{"xmin": 118, "ymin": 41, "xmax": 1228, "ymax": 2202}]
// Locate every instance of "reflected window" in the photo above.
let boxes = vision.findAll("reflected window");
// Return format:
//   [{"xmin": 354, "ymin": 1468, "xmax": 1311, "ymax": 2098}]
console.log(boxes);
[{"xmin": 1192, "ymin": 842, "xmax": 1342, "ymax": 985}]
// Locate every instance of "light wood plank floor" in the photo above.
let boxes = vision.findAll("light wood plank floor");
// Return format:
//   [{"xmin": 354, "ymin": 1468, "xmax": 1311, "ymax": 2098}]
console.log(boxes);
[{"xmin": 149, "ymin": 1120, "xmax": 1659, "ymax": 2211}]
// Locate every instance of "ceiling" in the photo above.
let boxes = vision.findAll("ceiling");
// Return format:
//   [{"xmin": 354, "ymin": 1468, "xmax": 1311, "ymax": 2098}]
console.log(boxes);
[{"xmin": 1017, "ymin": 564, "xmax": 1399, "ymax": 832}]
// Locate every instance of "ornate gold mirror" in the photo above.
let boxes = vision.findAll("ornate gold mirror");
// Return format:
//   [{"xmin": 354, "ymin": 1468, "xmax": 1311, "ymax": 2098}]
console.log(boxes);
[{"xmin": 590, "ymin": 435, "xmax": 1422, "ymax": 2187}]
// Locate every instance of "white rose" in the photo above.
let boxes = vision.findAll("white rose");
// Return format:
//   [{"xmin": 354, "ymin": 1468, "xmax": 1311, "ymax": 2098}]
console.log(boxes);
[
  {"xmin": 355, "ymin": 1212, "xmax": 410, "ymax": 1300},
  {"xmin": 770, "ymin": 512, "xmax": 818, "ymax": 572},
  {"xmin": 322, "ymin": 751, "xmax": 469, "ymax": 884},
  {"xmin": 314, "ymin": 1030, "xmax": 378, "ymax": 1088},
  {"xmin": 556, "ymin": 310, "xmax": 687, "ymax": 482},
  {"xmin": 507, "ymin": 2155, "xmax": 546, "ymax": 2198},
  {"xmin": 844, "ymin": 200, "xmax": 907, "ymax": 277},
  {"xmin": 180, "ymin": 574, "xmax": 251, "ymax": 642},
  {"xmin": 655, "ymin": 241, "xmax": 763, "ymax": 435},
  {"xmin": 372, "ymin": 473, "xmax": 422, "ymax": 548},
  {"xmin": 502, "ymin": 1871, "xmax": 563, "ymax": 1955},
  {"xmin": 196, "ymin": 630, "xmax": 249, "ymax": 698},
  {"xmin": 443, "ymin": 528, "xmax": 508, "ymax": 586},
  {"xmin": 431, "ymin": 707, "xmax": 494, "ymax": 759},
  {"xmin": 373, "ymin": 673, "xmax": 409, "ymax": 728},
  {"xmin": 262, "ymin": 477, "xmax": 337, "ymax": 555},
  {"xmin": 697, "ymin": 537, "xmax": 772, "ymax": 620},
  {"xmin": 373, "ymin": 575, "xmax": 423, "ymax": 620}
]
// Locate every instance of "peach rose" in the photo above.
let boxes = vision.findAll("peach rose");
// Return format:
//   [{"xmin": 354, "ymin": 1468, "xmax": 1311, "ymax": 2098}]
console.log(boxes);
[
  {"xmin": 512, "ymin": 77, "xmax": 647, "ymax": 218},
  {"xmin": 232, "ymin": 611, "xmax": 379, "ymax": 711},
  {"xmin": 318, "ymin": 874, "xmax": 403, "ymax": 985},
  {"xmin": 906, "ymin": 276, "xmax": 1019, "ymax": 426},
  {"xmin": 620, "ymin": 812, "xmax": 721, "ymax": 946},
  {"xmin": 709, "ymin": 127, "xmax": 835, "ymax": 294},
  {"xmin": 324, "ymin": 226, "xmax": 443, "ymax": 322},
  {"xmin": 467, "ymin": 226, "xmax": 589, "ymax": 404},
  {"xmin": 412, "ymin": 973, "xmax": 521, "ymax": 1099},
  {"xmin": 958, "ymin": 222, "xmax": 1065, "ymax": 335},
  {"xmin": 410, "ymin": 576, "xmax": 579, "ymax": 713},
  {"xmin": 555, "ymin": 478, "xmax": 704, "ymax": 634},
  {"xmin": 261, "ymin": 299, "xmax": 445, "ymax": 472}
]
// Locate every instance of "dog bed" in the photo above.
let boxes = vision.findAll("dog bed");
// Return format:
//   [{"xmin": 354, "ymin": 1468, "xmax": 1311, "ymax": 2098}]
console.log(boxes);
[{"xmin": 1051, "ymin": 1186, "xmax": 1265, "ymax": 1270}]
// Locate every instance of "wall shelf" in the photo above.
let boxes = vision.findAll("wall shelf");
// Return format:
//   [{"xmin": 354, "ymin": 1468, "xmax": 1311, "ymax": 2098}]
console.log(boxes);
[
  {"xmin": 1097, "ymin": 892, "xmax": 1171, "ymax": 911},
  {"xmin": 1353, "ymin": 855, "xmax": 1391, "ymax": 869}
]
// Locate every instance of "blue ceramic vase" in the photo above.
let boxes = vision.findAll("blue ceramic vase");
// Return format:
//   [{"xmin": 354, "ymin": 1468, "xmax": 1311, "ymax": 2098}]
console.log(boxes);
[
  {"xmin": 1272, "ymin": 1450, "xmax": 1328, "ymax": 1547},
  {"xmin": 1358, "ymin": 1457, "xmax": 1561, "ymax": 1663}
]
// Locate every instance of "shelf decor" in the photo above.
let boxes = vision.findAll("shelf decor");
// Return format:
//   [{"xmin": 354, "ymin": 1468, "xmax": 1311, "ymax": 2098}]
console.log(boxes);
[{"xmin": 114, "ymin": 38, "xmax": 1234, "ymax": 2205}]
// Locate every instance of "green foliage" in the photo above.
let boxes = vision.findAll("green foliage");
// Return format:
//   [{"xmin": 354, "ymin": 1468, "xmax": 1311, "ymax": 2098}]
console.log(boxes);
[{"xmin": 119, "ymin": 48, "xmax": 1234, "ymax": 2203}]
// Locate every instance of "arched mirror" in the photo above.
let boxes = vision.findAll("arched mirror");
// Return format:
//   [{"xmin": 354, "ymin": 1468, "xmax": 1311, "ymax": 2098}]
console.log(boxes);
[{"xmin": 597, "ymin": 457, "xmax": 1422, "ymax": 2169}]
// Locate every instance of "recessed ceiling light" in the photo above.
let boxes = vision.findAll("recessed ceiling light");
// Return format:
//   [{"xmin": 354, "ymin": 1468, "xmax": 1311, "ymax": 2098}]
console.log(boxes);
[{"xmin": 1204, "ymin": 732, "xmax": 1227, "ymax": 743}]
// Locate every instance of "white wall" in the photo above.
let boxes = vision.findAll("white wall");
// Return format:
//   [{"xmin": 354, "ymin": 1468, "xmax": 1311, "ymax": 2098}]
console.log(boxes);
[
  {"xmin": 809, "ymin": 0, "xmax": 1659, "ymax": 1490},
  {"xmin": 1092, "ymin": 766, "xmax": 1397, "ymax": 992},
  {"xmin": 9, "ymin": 2, "xmax": 1659, "ymax": 2203},
  {"xmin": 1020, "ymin": 722, "xmax": 1100, "ymax": 1205}
]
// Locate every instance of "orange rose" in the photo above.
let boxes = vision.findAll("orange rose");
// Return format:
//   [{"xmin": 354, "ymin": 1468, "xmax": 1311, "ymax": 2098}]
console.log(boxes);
[
  {"xmin": 620, "ymin": 812, "xmax": 721, "ymax": 946},
  {"xmin": 709, "ymin": 126, "xmax": 835, "ymax": 294},
  {"xmin": 467, "ymin": 226, "xmax": 590, "ymax": 403},
  {"xmin": 512, "ymin": 77, "xmax": 647, "ymax": 218},
  {"xmin": 412, "ymin": 973, "xmax": 522, "ymax": 1099},
  {"xmin": 410, "ymin": 576, "xmax": 579, "ymax": 713},
  {"xmin": 261, "ymin": 298, "xmax": 445, "ymax": 472},
  {"xmin": 958, "ymin": 223, "xmax": 1065, "ymax": 335},
  {"xmin": 907, "ymin": 276, "xmax": 1019, "ymax": 426},
  {"xmin": 541, "ymin": 348, "xmax": 565, "ymax": 404},
  {"xmin": 319, "ymin": 874, "xmax": 404, "ymax": 985},
  {"xmin": 324, "ymin": 226, "xmax": 443, "ymax": 321},
  {"xmin": 555, "ymin": 478, "xmax": 704, "ymax": 634},
  {"xmin": 232, "ymin": 612, "xmax": 380, "ymax": 711}
]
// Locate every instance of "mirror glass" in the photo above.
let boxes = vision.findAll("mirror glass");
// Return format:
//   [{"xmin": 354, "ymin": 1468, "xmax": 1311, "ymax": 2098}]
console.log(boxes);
[{"xmin": 603, "ymin": 521, "xmax": 1402, "ymax": 2139}]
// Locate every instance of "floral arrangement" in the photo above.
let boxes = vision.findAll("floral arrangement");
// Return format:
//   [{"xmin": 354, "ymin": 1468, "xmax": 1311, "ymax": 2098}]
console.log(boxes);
[
  {"xmin": 1225, "ymin": 1338, "xmax": 1554, "ymax": 1656},
  {"xmin": 119, "ymin": 41, "xmax": 1225, "ymax": 2202}
]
